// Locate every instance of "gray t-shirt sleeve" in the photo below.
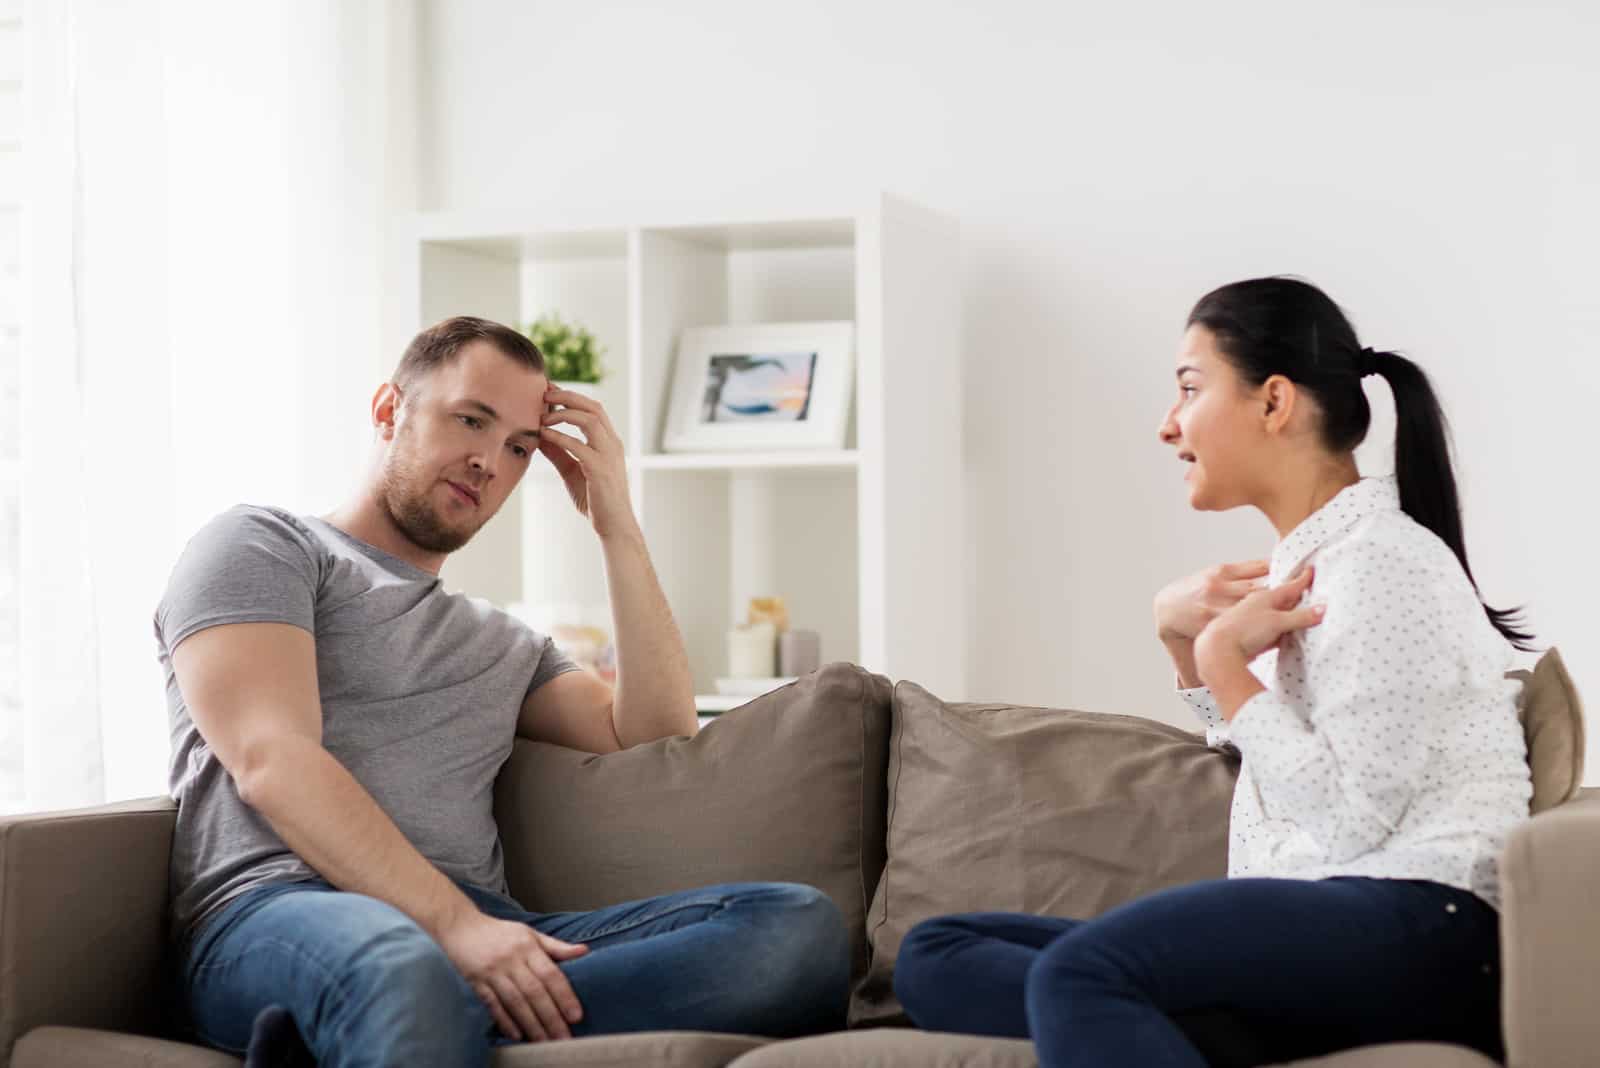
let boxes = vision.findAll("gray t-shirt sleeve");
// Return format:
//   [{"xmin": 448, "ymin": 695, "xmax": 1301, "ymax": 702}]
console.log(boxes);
[
  {"xmin": 157, "ymin": 505, "xmax": 320, "ymax": 653},
  {"xmin": 525, "ymin": 633, "xmax": 584, "ymax": 698}
]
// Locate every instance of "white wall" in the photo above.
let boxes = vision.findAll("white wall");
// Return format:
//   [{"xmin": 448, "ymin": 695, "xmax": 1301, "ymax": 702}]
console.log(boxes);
[{"xmin": 419, "ymin": 1, "xmax": 1599, "ymax": 773}]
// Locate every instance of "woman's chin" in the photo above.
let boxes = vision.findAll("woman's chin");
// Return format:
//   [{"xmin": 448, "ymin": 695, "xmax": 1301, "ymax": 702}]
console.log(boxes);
[
  {"xmin": 1186, "ymin": 481, "xmax": 1218, "ymax": 511},
  {"xmin": 1187, "ymin": 483, "xmax": 1247, "ymax": 514}
]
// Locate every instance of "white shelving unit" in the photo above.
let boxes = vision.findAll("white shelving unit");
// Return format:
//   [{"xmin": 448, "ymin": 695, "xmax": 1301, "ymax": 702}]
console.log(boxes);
[{"xmin": 395, "ymin": 194, "xmax": 966, "ymax": 700}]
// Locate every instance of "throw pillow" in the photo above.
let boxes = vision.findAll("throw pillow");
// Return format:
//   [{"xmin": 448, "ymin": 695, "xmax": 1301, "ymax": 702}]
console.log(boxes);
[
  {"xmin": 1511, "ymin": 647, "xmax": 1586, "ymax": 813},
  {"xmin": 853, "ymin": 684, "xmax": 1239, "ymax": 1026},
  {"xmin": 495, "ymin": 661, "xmax": 893, "ymax": 986}
]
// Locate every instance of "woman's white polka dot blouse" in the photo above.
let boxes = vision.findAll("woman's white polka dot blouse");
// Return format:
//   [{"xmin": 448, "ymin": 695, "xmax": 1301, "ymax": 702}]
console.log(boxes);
[{"xmin": 1180, "ymin": 476, "xmax": 1532, "ymax": 909}]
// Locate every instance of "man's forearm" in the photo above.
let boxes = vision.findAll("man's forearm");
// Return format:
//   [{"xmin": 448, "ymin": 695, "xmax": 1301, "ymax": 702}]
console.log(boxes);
[
  {"xmin": 242, "ymin": 735, "xmax": 473, "ymax": 939},
  {"xmin": 600, "ymin": 523, "xmax": 696, "ymax": 744}
]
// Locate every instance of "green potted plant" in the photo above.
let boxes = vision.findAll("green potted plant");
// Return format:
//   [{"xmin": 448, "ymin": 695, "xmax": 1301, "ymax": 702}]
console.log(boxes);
[{"xmin": 523, "ymin": 313, "xmax": 606, "ymax": 391}]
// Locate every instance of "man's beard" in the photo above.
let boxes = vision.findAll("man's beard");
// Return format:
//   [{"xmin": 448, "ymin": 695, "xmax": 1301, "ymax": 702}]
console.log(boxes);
[{"xmin": 378, "ymin": 437, "xmax": 480, "ymax": 554}]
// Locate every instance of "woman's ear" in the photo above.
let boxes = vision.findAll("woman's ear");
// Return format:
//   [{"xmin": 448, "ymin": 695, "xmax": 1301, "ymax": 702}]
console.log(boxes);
[{"xmin": 1260, "ymin": 374, "xmax": 1296, "ymax": 435}]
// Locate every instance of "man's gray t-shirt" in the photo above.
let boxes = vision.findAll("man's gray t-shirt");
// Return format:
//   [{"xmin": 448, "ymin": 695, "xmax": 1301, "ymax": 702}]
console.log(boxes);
[{"xmin": 155, "ymin": 505, "xmax": 579, "ymax": 944}]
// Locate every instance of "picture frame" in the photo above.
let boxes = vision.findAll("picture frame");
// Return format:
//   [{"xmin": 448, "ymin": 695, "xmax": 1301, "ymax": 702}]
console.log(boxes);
[{"xmin": 661, "ymin": 321, "xmax": 855, "ymax": 453}]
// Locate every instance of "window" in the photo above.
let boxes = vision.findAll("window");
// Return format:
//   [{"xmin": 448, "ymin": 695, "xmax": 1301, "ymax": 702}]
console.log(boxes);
[{"xmin": 0, "ymin": 3, "xmax": 22, "ymax": 808}]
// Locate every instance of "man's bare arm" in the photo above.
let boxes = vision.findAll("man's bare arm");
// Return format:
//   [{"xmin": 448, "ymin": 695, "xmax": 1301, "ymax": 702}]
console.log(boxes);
[
  {"xmin": 515, "ymin": 530, "xmax": 695, "ymax": 752},
  {"xmin": 530, "ymin": 386, "xmax": 697, "ymax": 748},
  {"xmin": 174, "ymin": 622, "xmax": 476, "ymax": 936},
  {"xmin": 173, "ymin": 621, "xmax": 589, "ymax": 1041},
  {"xmin": 599, "ymin": 525, "xmax": 696, "ymax": 745}
]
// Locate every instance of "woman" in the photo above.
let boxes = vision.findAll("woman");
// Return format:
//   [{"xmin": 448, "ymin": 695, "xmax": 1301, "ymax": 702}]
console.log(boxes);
[{"xmin": 894, "ymin": 277, "xmax": 1534, "ymax": 1067}]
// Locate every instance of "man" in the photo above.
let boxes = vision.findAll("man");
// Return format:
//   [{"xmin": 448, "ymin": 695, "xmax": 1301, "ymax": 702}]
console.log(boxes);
[{"xmin": 157, "ymin": 317, "xmax": 848, "ymax": 1067}]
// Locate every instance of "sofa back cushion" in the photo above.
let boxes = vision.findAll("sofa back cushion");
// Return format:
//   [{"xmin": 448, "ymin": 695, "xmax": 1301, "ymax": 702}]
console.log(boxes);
[
  {"xmin": 494, "ymin": 662, "xmax": 893, "ymax": 986},
  {"xmin": 852, "ymin": 684, "xmax": 1239, "ymax": 1026}
]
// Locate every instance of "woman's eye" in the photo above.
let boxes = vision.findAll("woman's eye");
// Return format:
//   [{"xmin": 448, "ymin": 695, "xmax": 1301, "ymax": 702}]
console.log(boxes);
[
  {"xmin": 511, "ymin": 444, "xmax": 528, "ymax": 459},
  {"xmin": 1180, "ymin": 386, "xmax": 1197, "ymax": 398},
  {"xmin": 458, "ymin": 415, "xmax": 482, "ymax": 429}
]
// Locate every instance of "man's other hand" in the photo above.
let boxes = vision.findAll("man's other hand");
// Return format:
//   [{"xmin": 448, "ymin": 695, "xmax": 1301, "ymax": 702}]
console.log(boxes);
[
  {"xmin": 438, "ymin": 909, "xmax": 590, "ymax": 1042},
  {"xmin": 538, "ymin": 387, "xmax": 638, "ymax": 541}
]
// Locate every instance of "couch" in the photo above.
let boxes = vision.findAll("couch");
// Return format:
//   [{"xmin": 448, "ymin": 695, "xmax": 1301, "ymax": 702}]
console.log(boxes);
[{"xmin": 0, "ymin": 653, "xmax": 1589, "ymax": 1068}]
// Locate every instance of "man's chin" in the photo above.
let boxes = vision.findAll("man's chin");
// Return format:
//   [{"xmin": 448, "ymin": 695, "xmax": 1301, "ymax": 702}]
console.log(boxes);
[
  {"xmin": 388, "ymin": 499, "xmax": 476, "ymax": 555},
  {"xmin": 417, "ymin": 519, "xmax": 476, "ymax": 554}
]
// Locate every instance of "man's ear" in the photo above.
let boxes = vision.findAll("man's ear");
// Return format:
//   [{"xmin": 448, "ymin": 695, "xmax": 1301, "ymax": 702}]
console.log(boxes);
[
  {"xmin": 371, "ymin": 382, "xmax": 402, "ymax": 439},
  {"xmin": 1260, "ymin": 374, "xmax": 1296, "ymax": 435}
]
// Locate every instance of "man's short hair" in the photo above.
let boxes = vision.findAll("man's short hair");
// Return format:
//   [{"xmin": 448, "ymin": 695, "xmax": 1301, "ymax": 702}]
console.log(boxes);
[{"xmin": 393, "ymin": 316, "xmax": 546, "ymax": 398}]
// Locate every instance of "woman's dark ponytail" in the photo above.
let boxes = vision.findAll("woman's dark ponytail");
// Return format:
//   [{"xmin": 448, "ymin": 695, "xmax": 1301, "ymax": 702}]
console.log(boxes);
[
  {"xmin": 1365, "ymin": 350, "xmax": 1535, "ymax": 649},
  {"xmin": 1189, "ymin": 277, "xmax": 1534, "ymax": 650}
]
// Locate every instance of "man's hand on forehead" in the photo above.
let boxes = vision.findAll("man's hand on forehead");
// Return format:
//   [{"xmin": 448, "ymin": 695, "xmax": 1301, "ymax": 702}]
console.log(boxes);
[{"xmin": 536, "ymin": 385, "xmax": 635, "ymax": 540}]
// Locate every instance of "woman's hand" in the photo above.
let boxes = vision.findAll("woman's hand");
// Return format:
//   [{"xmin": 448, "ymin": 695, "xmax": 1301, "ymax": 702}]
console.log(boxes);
[
  {"xmin": 1154, "ymin": 560, "xmax": 1269, "ymax": 686},
  {"xmin": 1154, "ymin": 560, "xmax": 1270, "ymax": 643},
  {"xmin": 1195, "ymin": 567, "xmax": 1325, "ymax": 719}
]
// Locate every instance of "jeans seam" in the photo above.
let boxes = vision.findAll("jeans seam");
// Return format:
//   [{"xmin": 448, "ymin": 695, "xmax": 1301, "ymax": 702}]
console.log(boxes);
[{"xmin": 574, "ymin": 897, "xmax": 729, "ymax": 941}]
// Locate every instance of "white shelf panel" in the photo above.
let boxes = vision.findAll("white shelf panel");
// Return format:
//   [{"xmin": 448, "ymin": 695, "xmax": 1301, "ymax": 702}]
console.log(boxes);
[
  {"xmin": 414, "ymin": 204, "xmax": 856, "ymax": 254},
  {"xmin": 417, "ymin": 229, "xmax": 629, "ymax": 263},
  {"xmin": 659, "ymin": 218, "xmax": 854, "ymax": 253},
  {"xmin": 636, "ymin": 450, "xmax": 860, "ymax": 472}
]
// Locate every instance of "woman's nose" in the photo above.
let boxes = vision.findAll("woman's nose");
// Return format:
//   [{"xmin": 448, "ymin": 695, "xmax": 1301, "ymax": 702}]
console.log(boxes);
[{"xmin": 1157, "ymin": 408, "xmax": 1180, "ymax": 445}]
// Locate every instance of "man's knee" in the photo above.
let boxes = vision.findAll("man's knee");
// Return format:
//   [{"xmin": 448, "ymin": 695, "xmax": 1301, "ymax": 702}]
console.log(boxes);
[
  {"xmin": 750, "ymin": 883, "xmax": 848, "ymax": 974},
  {"xmin": 321, "ymin": 918, "xmax": 488, "ymax": 1047},
  {"xmin": 776, "ymin": 883, "xmax": 847, "ymax": 941},
  {"xmin": 731, "ymin": 883, "xmax": 851, "ymax": 1030}
]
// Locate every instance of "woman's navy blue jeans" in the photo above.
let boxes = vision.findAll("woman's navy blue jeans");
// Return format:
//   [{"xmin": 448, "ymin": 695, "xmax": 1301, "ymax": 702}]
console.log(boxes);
[{"xmin": 894, "ymin": 877, "xmax": 1503, "ymax": 1068}]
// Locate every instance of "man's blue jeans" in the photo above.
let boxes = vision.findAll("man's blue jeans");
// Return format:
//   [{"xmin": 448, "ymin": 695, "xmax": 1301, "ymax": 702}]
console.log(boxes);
[
  {"xmin": 180, "ymin": 877, "xmax": 850, "ymax": 1067},
  {"xmin": 894, "ymin": 877, "xmax": 1503, "ymax": 1068}
]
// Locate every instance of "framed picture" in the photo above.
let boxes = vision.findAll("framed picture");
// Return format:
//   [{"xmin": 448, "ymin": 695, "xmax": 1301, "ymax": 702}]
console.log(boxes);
[{"xmin": 661, "ymin": 322, "xmax": 854, "ymax": 453}]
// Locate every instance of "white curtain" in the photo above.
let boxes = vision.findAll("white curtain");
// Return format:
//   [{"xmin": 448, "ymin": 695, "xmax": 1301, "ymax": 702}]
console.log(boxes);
[{"xmin": 11, "ymin": 0, "xmax": 411, "ymax": 811}]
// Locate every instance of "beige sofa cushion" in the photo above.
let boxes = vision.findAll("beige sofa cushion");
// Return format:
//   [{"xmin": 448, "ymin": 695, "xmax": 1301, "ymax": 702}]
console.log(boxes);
[
  {"xmin": 12, "ymin": 1027, "xmax": 769, "ymax": 1068},
  {"xmin": 495, "ymin": 662, "xmax": 893, "ymax": 985},
  {"xmin": 12, "ymin": 1028, "xmax": 242, "ymax": 1068},
  {"xmin": 725, "ymin": 1032, "xmax": 1496, "ymax": 1068},
  {"xmin": 1510, "ymin": 647, "xmax": 1585, "ymax": 813},
  {"xmin": 852, "ymin": 685, "xmax": 1239, "ymax": 1026},
  {"xmin": 729, "ymin": 1029, "xmax": 1036, "ymax": 1068},
  {"xmin": 1271, "ymin": 1044, "xmax": 1501, "ymax": 1067},
  {"xmin": 493, "ymin": 1032, "xmax": 769, "ymax": 1067}
]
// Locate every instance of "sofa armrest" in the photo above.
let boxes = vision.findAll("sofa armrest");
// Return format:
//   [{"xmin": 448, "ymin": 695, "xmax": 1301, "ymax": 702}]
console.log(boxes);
[
  {"xmin": 1500, "ymin": 794, "xmax": 1600, "ymax": 1068},
  {"xmin": 0, "ymin": 797, "xmax": 178, "ymax": 1066}
]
